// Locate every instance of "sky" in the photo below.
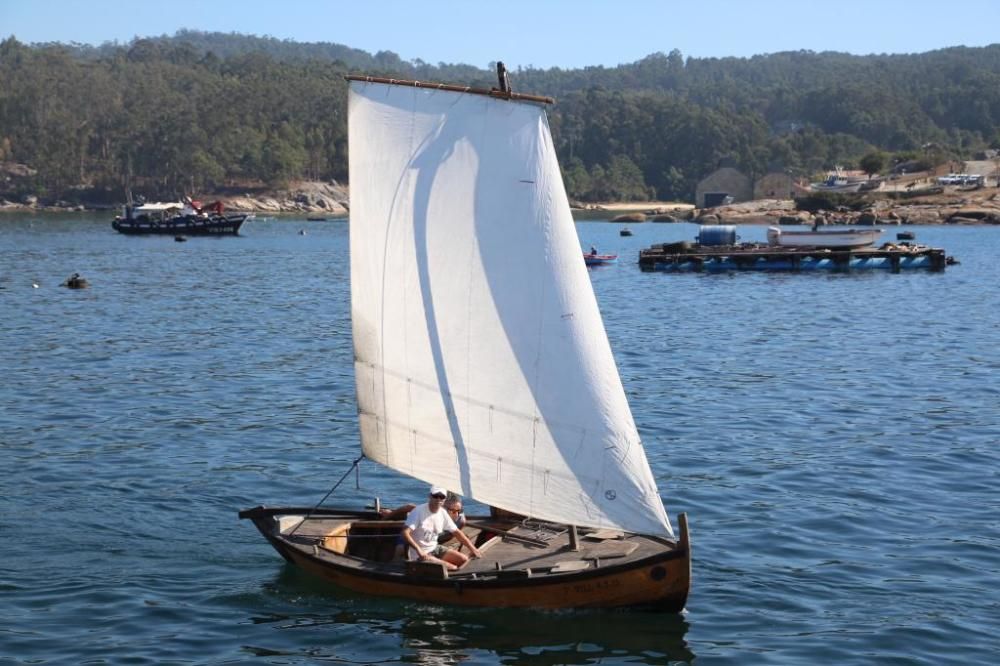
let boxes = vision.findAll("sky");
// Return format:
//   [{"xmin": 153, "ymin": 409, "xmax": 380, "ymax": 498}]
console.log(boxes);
[{"xmin": 2, "ymin": 0, "xmax": 999, "ymax": 70}]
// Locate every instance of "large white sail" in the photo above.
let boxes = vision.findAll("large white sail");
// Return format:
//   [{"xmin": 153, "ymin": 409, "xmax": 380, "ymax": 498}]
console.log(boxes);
[{"xmin": 348, "ymin": 79, "xmax": 673, "ymax": 537}]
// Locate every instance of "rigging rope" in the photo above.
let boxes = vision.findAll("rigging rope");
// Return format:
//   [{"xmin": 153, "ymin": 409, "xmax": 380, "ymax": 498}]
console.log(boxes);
[{"xmin": 288, "ymin": 454, "xmax": 366, "ymax": 537}]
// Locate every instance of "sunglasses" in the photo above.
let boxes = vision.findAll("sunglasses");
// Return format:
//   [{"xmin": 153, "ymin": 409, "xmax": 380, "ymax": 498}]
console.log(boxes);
[{"xmin": 430, "ymin": 493, "xmax": 446, "ymax": 500}]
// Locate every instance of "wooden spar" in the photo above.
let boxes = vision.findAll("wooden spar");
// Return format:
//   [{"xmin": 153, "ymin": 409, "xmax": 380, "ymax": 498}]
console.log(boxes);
[
  {"xmin": 463, "ymin": 520, "xmax": 550, "ymax": 547},
  {"xmin": 345, "ymin": 74, "xmax": 555, "ymax": 105}
]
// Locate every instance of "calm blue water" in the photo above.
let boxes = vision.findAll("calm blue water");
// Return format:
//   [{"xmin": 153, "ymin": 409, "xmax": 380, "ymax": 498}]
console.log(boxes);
[{"xmin": 1, "ymin": 213, "xmax": 998, "ymax": 665}]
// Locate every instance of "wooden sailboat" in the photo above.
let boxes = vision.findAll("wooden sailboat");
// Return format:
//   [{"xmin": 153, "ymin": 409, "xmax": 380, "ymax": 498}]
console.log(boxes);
[{"xmin": 241, "ymin": 65, "xmax": 691, "ymax": 611}]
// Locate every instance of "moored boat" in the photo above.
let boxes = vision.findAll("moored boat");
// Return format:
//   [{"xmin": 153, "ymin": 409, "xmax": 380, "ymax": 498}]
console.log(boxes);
[
  {"xmin": 112, "ymin": 200, "xmax": 253, "ymax": 235},
  {"xmin": 584, "ymin": 253, "xmax": 619, "ymax": 265},
  {"xmin": 242, "ymin": 65, "xmax": 691, "ymax": 611},
  {"xmin": 767, "ymin": 226, "xmax": 882, "ymax": 248},
  {"xmin": 809, "ymin": 167, "xmax": 866, "ymax": 193}
]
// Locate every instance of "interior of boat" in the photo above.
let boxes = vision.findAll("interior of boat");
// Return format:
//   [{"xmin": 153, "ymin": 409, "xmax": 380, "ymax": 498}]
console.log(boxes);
[{"xmin": 274, "ymin": 504, "xmax": 679, "ymax": 581}]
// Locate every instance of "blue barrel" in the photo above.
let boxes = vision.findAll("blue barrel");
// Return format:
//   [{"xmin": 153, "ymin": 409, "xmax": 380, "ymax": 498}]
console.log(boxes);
[{"xmin": 697, "ymin": 225, "xmax": 737, "ymax": 246}]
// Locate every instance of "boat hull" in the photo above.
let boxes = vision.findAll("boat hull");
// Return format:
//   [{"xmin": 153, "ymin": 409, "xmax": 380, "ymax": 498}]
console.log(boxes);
[
  {"xmin": 767, "ymin": 227, "xmax": 882, "ymax": 249},
  {"xmin": 584, "ymin": 254, "xmax": 619, "ymax": 266},
  {"xmin": 241, "ymin": 506, "xmax": 690, "ymax": 611},
  {"xmin": 809, "ymin": 183, "xmax": 863, "ymax": 193},
  {"xmin": 111, "ymin": 213, "xmax": 252, "ymax": 236}
]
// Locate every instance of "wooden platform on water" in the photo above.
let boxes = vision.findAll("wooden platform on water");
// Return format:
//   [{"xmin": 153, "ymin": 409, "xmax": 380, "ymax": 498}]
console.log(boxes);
[{"xmin": 638, "ymin": 242, "xmax": 950, "ymax": 273}]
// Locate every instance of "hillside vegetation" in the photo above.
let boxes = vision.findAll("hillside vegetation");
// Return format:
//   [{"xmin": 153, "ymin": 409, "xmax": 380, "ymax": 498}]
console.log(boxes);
[{"xmin": 1, "ymin": 31, "xmax": 999, "ymax": 205}]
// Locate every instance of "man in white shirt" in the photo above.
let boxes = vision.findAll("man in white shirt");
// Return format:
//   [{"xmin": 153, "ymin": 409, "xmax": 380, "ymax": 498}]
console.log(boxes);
[{"xmin": 403, "ymin": 486, "xmax": 482, "ymax": 571}]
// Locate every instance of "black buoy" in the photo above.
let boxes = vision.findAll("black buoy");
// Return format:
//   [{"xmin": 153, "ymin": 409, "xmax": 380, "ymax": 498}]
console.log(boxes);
[
  {"xmin": 174, "ymin": 235, "xmax": 187, "ymax": 242},
  {"xmin": 63, "ymin": 273, "xmax": 89, "ymax": 289}
]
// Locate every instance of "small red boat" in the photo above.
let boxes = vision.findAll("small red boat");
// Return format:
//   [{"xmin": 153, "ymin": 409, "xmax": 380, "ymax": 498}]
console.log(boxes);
[{"xmin": 584, "ymin": 253, "xmax": 618, "ymax": 266}]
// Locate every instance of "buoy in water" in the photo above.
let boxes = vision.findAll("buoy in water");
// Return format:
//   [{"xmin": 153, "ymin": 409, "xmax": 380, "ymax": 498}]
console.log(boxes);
[
  {"xmin": 174, "ymin": 235, "xmax": 187, "ymax": 242},
  {"xmin": 63, "ymin": 273, "xmax": 89, "ymax": 289}
]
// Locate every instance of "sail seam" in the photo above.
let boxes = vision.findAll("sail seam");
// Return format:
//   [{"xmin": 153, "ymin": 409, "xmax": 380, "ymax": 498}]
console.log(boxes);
[
  {"xmin": 355, "ymin": 360, "xmax": 587, "ymax": 438},
  {"xmin": 362, "ymin": 410, "xmax": 593, "ymax": 486},
  {"xmin": 527, "ymin": 118, "xmax": 551, "ymax": 522}
]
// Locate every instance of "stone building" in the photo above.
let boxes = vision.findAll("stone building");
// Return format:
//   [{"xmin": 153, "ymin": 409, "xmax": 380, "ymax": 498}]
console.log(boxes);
[
  {"xmin": 695, "ymin": 167, "xmax": 752, "ymax": 208},
  {"xmin": 753, "ymin": 172, "xmax": 796, "ymax": 200}
]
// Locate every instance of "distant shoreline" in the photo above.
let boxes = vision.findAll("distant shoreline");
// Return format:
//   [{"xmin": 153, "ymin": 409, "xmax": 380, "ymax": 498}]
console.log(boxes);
[
  {"xmin": 572, "ymin": 201, "xmax": 695, "ymax": 213},
  {"xmin": 3, "ymin": 187, "xmax": 999, "ymax": 226},
  {"xmin": 0, "ymin": 195, "xmax": 696, "ymax": 216}
]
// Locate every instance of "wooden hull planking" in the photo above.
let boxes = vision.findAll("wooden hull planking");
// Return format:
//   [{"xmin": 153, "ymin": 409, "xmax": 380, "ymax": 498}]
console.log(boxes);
[{"xmin": 242, "ymin": 507, "xmax": 690, "ymax": 611}]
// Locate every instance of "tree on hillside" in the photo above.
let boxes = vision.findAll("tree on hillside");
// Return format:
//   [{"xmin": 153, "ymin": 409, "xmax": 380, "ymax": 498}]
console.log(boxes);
[
  {"xmin": 859, "ymin": 151, "xmax": 887, "ymax": 178},
  {"xmin": 4, "ymin": 35, "xmax": 1000, "ymax": 203}
]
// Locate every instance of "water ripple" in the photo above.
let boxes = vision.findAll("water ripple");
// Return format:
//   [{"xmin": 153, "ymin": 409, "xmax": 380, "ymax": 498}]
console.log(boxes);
[{"xmin": 1, "ymin": 217, "xmax": 999, "ymax": 663}]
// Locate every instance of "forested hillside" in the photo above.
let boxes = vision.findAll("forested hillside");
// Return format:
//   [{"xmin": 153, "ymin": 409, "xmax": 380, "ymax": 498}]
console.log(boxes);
[{"xmin": 1, "ymin": 31, "xmax": 998, "ymax": 204}]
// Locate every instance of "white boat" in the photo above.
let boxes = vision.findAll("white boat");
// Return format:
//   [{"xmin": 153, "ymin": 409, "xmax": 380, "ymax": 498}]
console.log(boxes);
[
  {"xmin": 768, "ymin": 226, "xmax": 883, "ymax": 248},
  {"xmin": 810, "ymin": 168, "xmax": 865, "ymax": 193},
  {"xmin": 241, "ymin": 65, "xmax": 691, "ymax": 610},
  {"xmin": 937, "ymin": 173, "xmax": 985, "ymax": 186},
  {"xmin": 112, "ymin": 200, "xmax": 252, "ymax": 235}
]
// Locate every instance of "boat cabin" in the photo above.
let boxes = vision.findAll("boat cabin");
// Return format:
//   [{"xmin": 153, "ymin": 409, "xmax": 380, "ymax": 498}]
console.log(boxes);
[{"xmin": 123, "ymin": 202, "xmax": 199, "ymax": 222}]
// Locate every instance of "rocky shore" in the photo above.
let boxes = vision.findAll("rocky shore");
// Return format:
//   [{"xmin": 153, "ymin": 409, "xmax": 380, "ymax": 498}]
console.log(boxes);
[
  {"xmin": 3, "ymin": 180, "xmax": 999, "ymax": 225},
  {"xmin": 0, "ymin": 180, "xmax": 351, "ymax": 216},
  {"xmin": 219, "ymin": 180, "xmax": 349, "ymax": 216},
  {"xmin": 592, "ymin": 188, "xmax": 1000, "ymax": 226},
  {"xmin": 705, "ymin": 188, "xmax": 1000, "ymax": 226}
]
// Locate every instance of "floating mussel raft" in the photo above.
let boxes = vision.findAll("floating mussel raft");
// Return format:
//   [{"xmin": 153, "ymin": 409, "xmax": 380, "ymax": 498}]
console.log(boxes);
[{"xmin": 639, "ymin": 241, "xmax": 952, "ymax": 273}]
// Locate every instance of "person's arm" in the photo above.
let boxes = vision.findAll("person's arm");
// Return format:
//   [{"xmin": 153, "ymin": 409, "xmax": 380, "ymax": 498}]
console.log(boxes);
[
  {"xmin": 401, "ymin": 527, "xmax": 426, "ymax": 560},
  {"xmin": 453, "ymin": 529, "xmax": 482, "ymax": 558}
]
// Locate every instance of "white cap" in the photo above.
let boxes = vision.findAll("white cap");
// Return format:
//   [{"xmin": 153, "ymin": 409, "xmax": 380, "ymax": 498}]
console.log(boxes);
[{"xmin": 429, "ymin": 486, "xmax": 448, "ymax": 498}]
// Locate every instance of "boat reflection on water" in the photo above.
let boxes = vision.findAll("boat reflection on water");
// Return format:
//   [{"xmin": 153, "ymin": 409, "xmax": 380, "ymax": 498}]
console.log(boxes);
[{"xmin": 243, "ymin": 567, "xmax": 695, "ymax": 664}]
